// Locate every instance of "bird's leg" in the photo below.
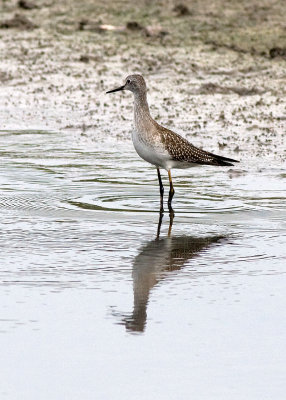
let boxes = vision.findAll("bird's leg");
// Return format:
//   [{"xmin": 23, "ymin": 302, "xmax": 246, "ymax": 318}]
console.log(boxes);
[
  {"xmin": 156, "ymin": 167, "xmax": 164, "ymax": 212},
  {"xmin": 156, "ymin": 209, "xmax": 164, "ymax": 240},
  {"xmin": 168, "ymin": 209, "xmax": 174, "ymax": 237},
  {"xmin": 167, "ymin": 170, "xmax": 175, "ymax": 211}
]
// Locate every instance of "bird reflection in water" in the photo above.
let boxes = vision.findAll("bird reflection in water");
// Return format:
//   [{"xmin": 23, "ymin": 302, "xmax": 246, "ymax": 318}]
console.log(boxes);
[{"xmin": 116, "ymin": 212, "xmax": 226, "ymax": 333}]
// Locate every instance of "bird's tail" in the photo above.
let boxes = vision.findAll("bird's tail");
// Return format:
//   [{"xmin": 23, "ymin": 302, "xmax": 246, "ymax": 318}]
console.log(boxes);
[{"xmin": 208, "ymin": 152, "xmax": 239, "ymax": 166}]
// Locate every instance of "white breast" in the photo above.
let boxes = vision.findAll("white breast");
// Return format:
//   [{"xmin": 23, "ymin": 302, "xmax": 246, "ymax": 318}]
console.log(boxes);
[{"xmin": 132, "ymin": 129, "xmax": 171, "ymax": 170}]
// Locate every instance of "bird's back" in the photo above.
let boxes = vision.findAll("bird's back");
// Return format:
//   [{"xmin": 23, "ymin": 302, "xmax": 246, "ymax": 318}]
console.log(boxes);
[{"xmin": 156, "ymin": 122, "xmax": 238, "ymax": 167}]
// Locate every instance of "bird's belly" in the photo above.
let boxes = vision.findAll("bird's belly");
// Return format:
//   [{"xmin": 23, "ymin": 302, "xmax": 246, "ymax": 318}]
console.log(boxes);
[
  {"xmin": 168, "ymin": 160, "xmax": 198, "ymax": 169},
  {"xmin": 132, "ymin": 130, "xmax": 170, "ymax": 169}
]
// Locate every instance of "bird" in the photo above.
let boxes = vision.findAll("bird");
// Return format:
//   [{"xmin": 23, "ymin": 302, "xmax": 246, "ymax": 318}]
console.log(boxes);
[{"xmin": 106, "ymin": 74, "xmax": 239, "ymax": 212}]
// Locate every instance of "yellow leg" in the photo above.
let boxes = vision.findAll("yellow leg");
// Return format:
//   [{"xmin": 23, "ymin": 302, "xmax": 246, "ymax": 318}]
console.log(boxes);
[{"xmin": 168, "ymin": 170, "xmax": 175, "ymax": 211}]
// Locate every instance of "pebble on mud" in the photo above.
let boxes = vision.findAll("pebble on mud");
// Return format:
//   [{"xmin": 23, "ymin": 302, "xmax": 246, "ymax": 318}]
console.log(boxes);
[{"xmin": 0, "ymin": 13, "xmax": 37, "ymax": 30}]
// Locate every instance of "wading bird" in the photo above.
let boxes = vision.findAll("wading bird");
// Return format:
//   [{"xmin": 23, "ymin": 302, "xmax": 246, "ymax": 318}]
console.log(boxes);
[{"xmin": 106, "ymin": 74, "xmax": 238, "ymax": 211}]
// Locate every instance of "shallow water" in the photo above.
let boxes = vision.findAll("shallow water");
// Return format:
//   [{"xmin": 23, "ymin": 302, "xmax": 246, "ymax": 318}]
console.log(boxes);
[{"xmin": 0, "ymin": 129, "xmax": 286, "ymax": 399}]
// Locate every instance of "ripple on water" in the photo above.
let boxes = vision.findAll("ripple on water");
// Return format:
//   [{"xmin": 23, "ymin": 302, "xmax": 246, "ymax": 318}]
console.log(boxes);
[{"xmin": 0, "ymin": 130, "xmax": 285, "ymax": 292}]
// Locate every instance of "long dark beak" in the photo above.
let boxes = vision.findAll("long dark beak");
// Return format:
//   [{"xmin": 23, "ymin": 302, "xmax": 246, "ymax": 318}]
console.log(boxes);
[{"xmin": 106, "ymin": 85, "xmax": 125, "ymax": 94}]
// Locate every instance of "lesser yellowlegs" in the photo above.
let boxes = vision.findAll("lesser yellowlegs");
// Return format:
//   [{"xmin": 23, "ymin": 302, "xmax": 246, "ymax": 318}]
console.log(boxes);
[{"xmin": 106, "ymin": 74, "xmax": 239, "ymax": 211}]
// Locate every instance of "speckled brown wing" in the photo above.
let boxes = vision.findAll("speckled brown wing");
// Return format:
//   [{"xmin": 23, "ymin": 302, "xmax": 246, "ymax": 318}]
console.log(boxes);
[{"xmin": 159, "ymin": 125, "xmax": 238, "ymax": 166}]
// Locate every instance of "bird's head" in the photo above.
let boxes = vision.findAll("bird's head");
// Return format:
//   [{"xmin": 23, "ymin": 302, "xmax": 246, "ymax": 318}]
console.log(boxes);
[{"xmin": 106, "ymin": 74, "xmax": 147, "ymax": 95}]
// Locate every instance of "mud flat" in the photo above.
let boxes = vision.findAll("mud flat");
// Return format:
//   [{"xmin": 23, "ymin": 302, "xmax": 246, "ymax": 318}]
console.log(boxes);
[{"xmin": 0, "ymin": 0, "xmax": 285, "ymax": 159}]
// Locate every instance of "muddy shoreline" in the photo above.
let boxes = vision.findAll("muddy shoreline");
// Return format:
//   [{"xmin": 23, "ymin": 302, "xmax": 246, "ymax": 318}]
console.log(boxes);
[{"xmin": 0, "ymin": 0, "xmax": 285, "ymax": 159}]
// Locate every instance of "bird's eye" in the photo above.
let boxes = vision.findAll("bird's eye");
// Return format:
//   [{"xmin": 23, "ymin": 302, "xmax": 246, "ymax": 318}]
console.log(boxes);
[{"xmin": 127, "ymin": 79, "xmax": 131, "ymax": 84}]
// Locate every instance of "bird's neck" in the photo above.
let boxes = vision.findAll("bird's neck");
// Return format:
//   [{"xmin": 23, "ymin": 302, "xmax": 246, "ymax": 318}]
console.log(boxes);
[{"xmin": 133, "ymin": 91, "xmax": 154, "ymax": 133}]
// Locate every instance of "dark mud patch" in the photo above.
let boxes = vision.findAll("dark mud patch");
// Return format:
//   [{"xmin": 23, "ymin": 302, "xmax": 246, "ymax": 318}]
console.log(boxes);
[
  {"xmin": 269, "ymin": 47, "xmax": 286, "ymax": 59},
  {"xmin": 18, "ymin": 0, "xmax": 38, "ymax": 10},
  {"xmin": 206, "ymin": 40, "xmax": 263, "ymax": 57},
  {"xmin": 126, "ymin": 21, "xmax": 169, "ymax": 38},
  {"xmin": 126, "ymin": 21, "xmax": 144, "ymax": 31},
  {"xmin": 198, "ymin": 83, "xmax": 265, "ymax": 96},
  {"xmin": 0, "ymin": 13, "xmax": 37, "ymax": 30},
  {"xmin": 173, "ymin": 4, "xmax": 192, "ymax": 17},
  {"xmin": 0, "ymin": 71, "xmax": 12, "ymax": 83}
]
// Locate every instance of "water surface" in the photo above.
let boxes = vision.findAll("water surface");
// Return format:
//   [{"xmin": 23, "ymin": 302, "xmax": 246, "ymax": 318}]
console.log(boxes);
[{"xmin": 0, "ymin": 130, "xmax": 285, "ymax": 399}]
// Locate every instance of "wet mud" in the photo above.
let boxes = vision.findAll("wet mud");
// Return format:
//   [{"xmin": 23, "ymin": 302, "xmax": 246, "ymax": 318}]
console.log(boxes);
[{"xmin": 0, "ymin": 0, "xmax": 285, "ymax": 160}]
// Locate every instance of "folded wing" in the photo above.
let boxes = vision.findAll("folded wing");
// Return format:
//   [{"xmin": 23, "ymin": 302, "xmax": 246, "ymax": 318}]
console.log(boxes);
[{"xmin": 160, "ymin": 126, "xmax": 239, "ymax": 166}]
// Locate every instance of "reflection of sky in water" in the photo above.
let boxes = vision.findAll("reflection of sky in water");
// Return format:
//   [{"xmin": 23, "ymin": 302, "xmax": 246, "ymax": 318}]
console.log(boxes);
[{"xmin": 0, "ymin": 130, "xmax": 286, "ymax": 399}]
